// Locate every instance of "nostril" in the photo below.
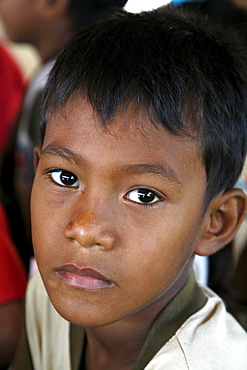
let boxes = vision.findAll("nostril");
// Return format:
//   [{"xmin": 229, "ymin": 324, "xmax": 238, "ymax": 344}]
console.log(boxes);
[
  {"xmin": 64, "ymin": 221, "xmax": 76, "ymax": 239},
  {"xmin": 64, "ymin": 218, "xmax": 115, "ymax": 251}
]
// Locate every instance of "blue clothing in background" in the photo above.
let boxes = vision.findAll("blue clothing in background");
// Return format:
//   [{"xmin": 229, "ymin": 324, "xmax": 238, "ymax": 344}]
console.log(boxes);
[
  {"xmin": 236, "ymin": 179, "xmax": 247, "ymax": 219},
  {"xmin": 171, "ymin": 0, "xmax": 205, "ymax": 5}
]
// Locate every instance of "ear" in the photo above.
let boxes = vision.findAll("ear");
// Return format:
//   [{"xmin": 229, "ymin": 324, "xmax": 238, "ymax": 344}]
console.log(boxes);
[
  {"xmin": 195, "ymin": 188, "xmax": 247, "ymax": 256},
  {"xmin": 33, "ymin": 145, "xmax": 42, "ymax": 171},
  {"xmin": 36, "ymin": 0, "xmax": 70, "ymax": 19}
]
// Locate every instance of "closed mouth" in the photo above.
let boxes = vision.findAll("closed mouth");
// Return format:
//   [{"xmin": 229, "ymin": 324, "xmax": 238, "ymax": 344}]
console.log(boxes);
[{"xmin": 55, "ymin": 264, "xmax": 114, "ymax": 290}]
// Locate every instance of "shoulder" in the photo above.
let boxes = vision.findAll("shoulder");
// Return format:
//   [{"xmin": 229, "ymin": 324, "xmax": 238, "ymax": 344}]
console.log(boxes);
[
  {"xmin": 145, "ymin": 287, "xmax": 247, "ymax": 370},
  {"xmin": 25, "ymin": 271, "xmax": 71, "ymax": 369},
  {"xmin": 26, "ymin": 270, "xmax": 48, "ymax": 310},
  {"xmin": 26, "ymin": 270, "xmax": 68, "ymax": 333}
]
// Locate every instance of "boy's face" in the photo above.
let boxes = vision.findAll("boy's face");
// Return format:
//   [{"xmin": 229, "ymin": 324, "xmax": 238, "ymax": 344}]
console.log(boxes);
[{"xmin": 32, "ymin": 98, "xmax": 208, "ymax": 327}]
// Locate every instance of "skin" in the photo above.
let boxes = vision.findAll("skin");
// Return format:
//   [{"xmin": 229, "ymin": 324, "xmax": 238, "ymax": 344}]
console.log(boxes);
[
  {"xmin": 0, "ymin": 301, "xmax": 23, "ymax": 366},
  {"xmin": 233, "ymin": 0, "xmax": 247, "ymax": 7},
  {"xmin": 0, "ymin": 0, "xmax": 73, "ymax": 61},
  {"xmin": 0, "ymin": 0, "xmax": 40, "ymax": 42},
  {"xmin": 31, "ymin": 98, "xmax": 246, "ymax": 369}
]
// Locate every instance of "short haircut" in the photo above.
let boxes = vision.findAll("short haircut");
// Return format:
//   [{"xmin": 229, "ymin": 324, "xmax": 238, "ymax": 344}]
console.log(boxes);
[
  {"xmin": 68, "ymin": 0, "xmax": 128, "ymax": 31},
  {"xmin": 40, "ymin": 6, "xmax": 247, "ymax": 207}
]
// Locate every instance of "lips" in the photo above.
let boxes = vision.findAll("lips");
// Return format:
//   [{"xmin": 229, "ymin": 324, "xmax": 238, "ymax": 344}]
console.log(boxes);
[{"xmin": 55, "ymin": 264, "xmax": 114, "ymax": 291}]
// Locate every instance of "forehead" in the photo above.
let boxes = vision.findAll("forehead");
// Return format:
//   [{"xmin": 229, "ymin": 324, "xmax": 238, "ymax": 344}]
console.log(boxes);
[
  {"xmin": 45, "ymin": 96, "xmax": 198, "ymax": 143},
  {"xmin": 43, "ymin": 98, "xmax": 205, "ymax": 185}
]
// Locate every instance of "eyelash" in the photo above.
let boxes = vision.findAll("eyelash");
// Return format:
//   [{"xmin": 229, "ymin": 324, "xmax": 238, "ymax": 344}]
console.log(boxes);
[{"xmin": 46, "ymin": 169, "xmax": 164, "ymax": 207}]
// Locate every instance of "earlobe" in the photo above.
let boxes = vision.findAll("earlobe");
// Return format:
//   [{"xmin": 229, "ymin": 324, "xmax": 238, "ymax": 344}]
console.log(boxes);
[
  {"xmin": 195, "ymin": 188, "xmax": 247, "ymax": 256},
  {"xmin": 33, "ymin": 145, "xmax": 42, "ymax": 171}
]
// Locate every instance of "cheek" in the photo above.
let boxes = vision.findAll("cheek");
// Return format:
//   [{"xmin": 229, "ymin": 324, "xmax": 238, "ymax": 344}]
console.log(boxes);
[
  {"xmin": 122, "ymin": 228, "xmax": 192, "ymax": 291},
  {"xmin": 134, "ymin": 214, "xmax": 200, "ymax": 278},
  {"xmin": 31, "ymin": 186, "xmax": 62, "ymax": 265}
]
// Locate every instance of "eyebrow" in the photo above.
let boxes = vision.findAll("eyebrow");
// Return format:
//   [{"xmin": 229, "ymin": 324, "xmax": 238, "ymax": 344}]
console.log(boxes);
[
  {"xmin": 122, "ymin": 164, "xmax": 180, "ymax": 184},
  {"xmin": 41, "ymin": 145, "xmax": 82, "ymax": 164},
  {"xmin": 41, "ymin": 145, "xmax": 180, "ymax": 184}
]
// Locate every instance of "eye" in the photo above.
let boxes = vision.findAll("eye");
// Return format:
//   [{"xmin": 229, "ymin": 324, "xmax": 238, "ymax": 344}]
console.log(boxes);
[
  {"xmin": 125, "ymin": 188, "xmax": 161, "ymax": 205},
  {"xmin": 49, "ymin": 169, "xmax": 79, "ymax": 188}
]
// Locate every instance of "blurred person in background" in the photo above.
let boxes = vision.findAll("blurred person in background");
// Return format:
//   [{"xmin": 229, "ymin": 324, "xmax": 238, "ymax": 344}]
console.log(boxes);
[
  {"xmin": 0, "ymin": 42, "xmax": 25, "ymax": 159},
  {"xmin": 0, "ymin": 40, "xmax": 26, "ymax": 370},
  {"xmin": 0, "ymin": 202, "xmax": 27, "ymax": 368}
]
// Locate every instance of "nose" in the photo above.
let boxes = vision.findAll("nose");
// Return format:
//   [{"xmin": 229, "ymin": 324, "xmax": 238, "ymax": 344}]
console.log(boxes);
[{"xmin": 64, "ymin": 208, "xmax": 116, "ymax": 251}]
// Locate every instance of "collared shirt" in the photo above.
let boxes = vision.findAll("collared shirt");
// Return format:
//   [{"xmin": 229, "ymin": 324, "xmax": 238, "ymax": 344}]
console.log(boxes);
[{"xmin": 12, "ymin": 270, "xmax": 247, "ymax": 369}]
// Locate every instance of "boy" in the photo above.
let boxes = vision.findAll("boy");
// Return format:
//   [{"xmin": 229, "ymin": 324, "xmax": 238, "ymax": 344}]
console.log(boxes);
[
  {"xmin": 0, "ymin": 0, "xmax": 128, "ymax": 271},
  {"xmin": 13, "ymin": 6, "xmax": 247, "ymax": 369}
]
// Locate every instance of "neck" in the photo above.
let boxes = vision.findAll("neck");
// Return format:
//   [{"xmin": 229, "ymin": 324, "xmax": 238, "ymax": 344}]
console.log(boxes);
[
  {"xmin": 85, "ymin": 314, "xmax": 154, "ymax": 370},
  {"xmin": 37, "ymin": 31, "xmax": 73, "ymax": 62},
  {"xmin": 34, "ymin": 17, "xmax": 74, "ymax": 62},
  {"xmin": 84, "ymin": 269, "xmax": 190, "ymax": 370}
]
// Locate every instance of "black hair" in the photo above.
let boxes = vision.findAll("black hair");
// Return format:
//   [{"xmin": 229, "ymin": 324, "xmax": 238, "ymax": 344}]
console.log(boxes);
[
  {"xmin": 67, "ymin": 0, "xmax": 128, "ymax": 31},
  {"xmin": 176, "ymin": 0, "xmax": 247, "ymax": 47},
  {"xmin": 40, "ymin": 6, "xmax": 247, "ymax": 207}
]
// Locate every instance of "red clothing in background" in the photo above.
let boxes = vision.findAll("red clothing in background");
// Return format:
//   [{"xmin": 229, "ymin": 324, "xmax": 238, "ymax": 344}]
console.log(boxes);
[
  {"xmin": 0, "ymin": 203, "xmax": 27, "ymax": 305},
  {"xmin": 0, "ymin": 42, "xmax": 25, "ymax": 150}
]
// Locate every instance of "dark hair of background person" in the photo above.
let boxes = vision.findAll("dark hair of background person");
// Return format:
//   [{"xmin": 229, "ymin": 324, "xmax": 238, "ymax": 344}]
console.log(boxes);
[
  {"xmin": 68, "ymin": 0, "xmax": 128, "ymax": 31},
  {"xmin": 176, "ymin": 0, "xmax": 247, "ymax": 46}
]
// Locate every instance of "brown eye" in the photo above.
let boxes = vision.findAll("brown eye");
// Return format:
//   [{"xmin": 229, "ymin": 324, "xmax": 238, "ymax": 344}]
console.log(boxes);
[
  {"xmin": 125, "ymin": 188, "xmax": 160, "ymax": 204},
  {"xmin": 50, "ymin": 170, "xmax": 79, "ymax": 187}
]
